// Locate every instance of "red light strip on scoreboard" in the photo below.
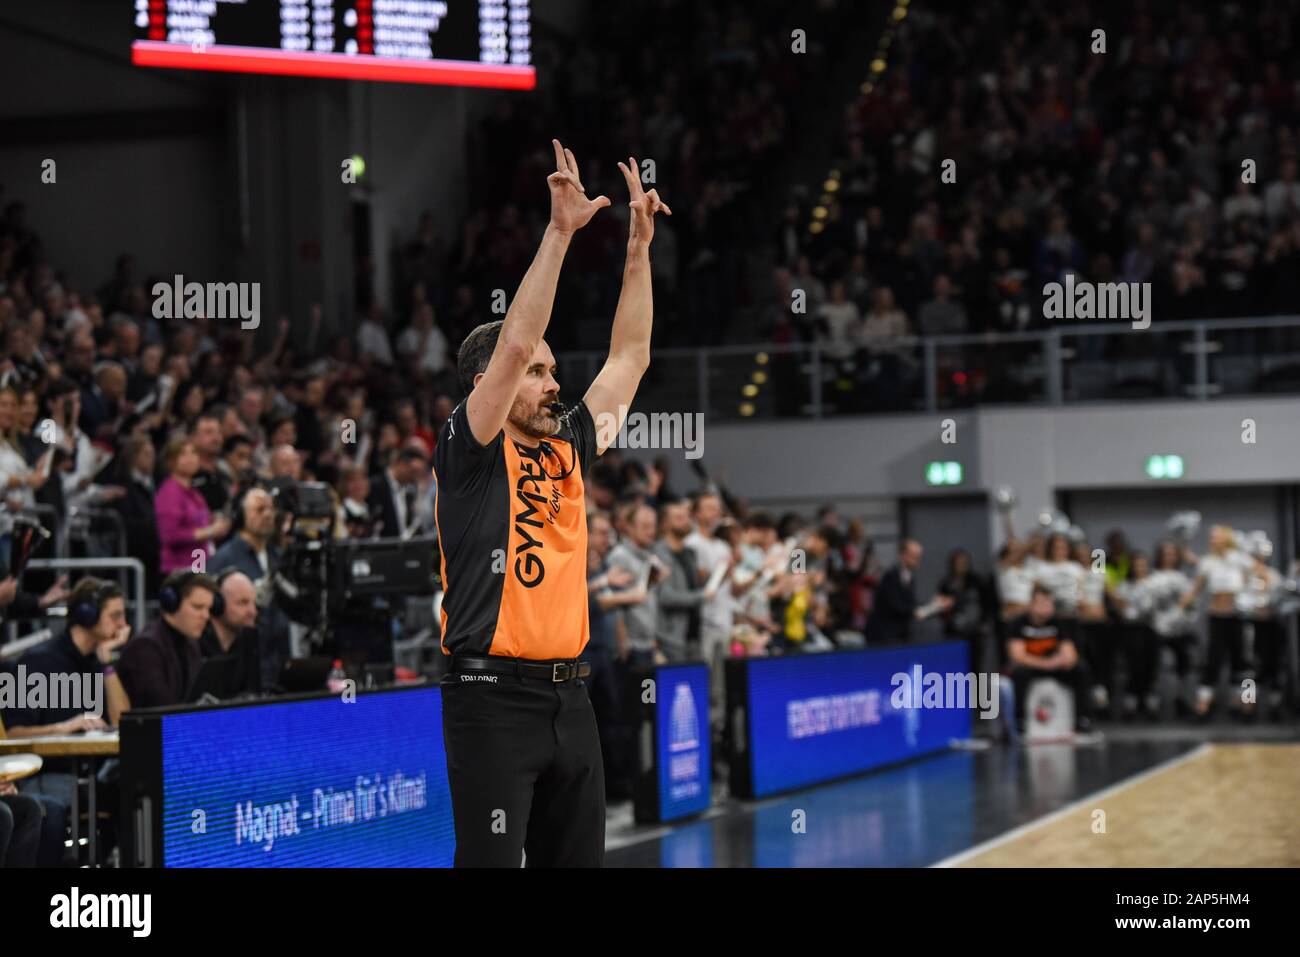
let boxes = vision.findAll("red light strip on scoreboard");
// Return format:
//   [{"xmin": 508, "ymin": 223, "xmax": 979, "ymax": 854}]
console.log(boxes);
[{"xmin": 131, "ymin": 40, "xmax": 536, "ymax": 90}]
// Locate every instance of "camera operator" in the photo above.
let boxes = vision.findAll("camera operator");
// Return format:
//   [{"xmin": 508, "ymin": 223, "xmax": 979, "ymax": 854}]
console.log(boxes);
[{"xmin": 208, "ymin": 487, "xmax": 292, "ymax": 690}]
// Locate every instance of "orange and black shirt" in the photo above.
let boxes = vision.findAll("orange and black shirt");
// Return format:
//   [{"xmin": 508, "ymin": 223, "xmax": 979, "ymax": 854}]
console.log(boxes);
[
  {"xmin": 1008, "ymin": 615, "xmax": 1064, "ymax": 658},
  {"xmin": 433, "ymin": 399, "xmax": 597, "ymax": 660}
]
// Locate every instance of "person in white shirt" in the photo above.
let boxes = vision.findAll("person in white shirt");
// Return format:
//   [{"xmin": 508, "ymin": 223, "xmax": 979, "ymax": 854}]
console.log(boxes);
[
  {"xmin": 1073, "ymin": 538, "xmax": 1113, "ymax": 711},
  {"xmin": 996, "ymin": 538, "xmax": 1035, "ymax": 621},
  {"xmin": 45, "ymin": 381, "xmax": 123, "ymax": 510},
  {"xmin": 1145, "ymin": 540, "xmax": 1198, "ymax": 713},
  {"xmin": 816, "ymin": 281, "xmax": 862, "ymax": 360},
  {"xmin": 1264, "ymin": 158, "xmax": 1300, "ymax": 223},
  {"xmin": 356, "ymin": 304, "xmax": 395, "ymax": 366},
  {"xmin": 395, "ymin": 303, "xmax": 449, "ymax": 377},
  {"xmin": 1034, "ymin": 533, "xmax": 1084, "ymax": 640},
  {"xmin": 1179, "ymin": 525, "xmax": 1251, "ymax": 715},
  {"xmin": 1111, "ymin": 551, "xmax": 1161, "ymax": 718},
  {"xmin": 1238, "ymin": 539, "xmax": 1285, "ymax": 718},
  {"xmin": 683, "ymin": 492, "xmax": 736, "ymax": 725},
  {"xmin": 0, "ymin": 384, "xmax": 47, "ymax": 514},
  {"xmin": 1221, "ymin": 179, "xmax": 1263, "ymax": 225}
]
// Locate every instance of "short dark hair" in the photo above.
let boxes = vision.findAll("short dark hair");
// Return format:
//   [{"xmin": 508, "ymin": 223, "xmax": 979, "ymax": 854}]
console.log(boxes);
[
  {"xmin": 457, "ymin": 320, "xmax": 504, "ymax": 394},
  {"xmin": 188, "ymin": 411, "xmax": 220, "ymax": 434},
  {"xmin": 656, "ymin": 496, "xmax": 688, "ymax": 523},
  {"xmin": 744, "ymin": 511, "xmax": 775, "ymax": 531},
  {"xmin": 47, "ymin": 376, "xmax": 79, "ymax": 399},
  {"xmin": 161, "ymin": 570, "xmax": 218, "ymax": 604},
  {"xmin": 1031, "ymin": 584, "xmax": 1054, "ymax": 601},
  {"xmin": 690, "ymin": 491, "xmax": 721, "ymax": 513},
  {"xmin": 222, "ymin": 434, "xmax": 252, "ymax": 456},
  {"xmin": 397, "ymin": 447, "xmax": 428, "ymax": 466},
  {"xmin": 69, "ymin": 577, "xmax": 123, "ymax": 616}
]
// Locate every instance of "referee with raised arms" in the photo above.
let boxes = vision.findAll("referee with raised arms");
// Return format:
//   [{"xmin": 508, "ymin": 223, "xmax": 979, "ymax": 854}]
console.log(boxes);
[{"xmin": 434, "ymin": 139, "xmax": 669, "ymax": 867}]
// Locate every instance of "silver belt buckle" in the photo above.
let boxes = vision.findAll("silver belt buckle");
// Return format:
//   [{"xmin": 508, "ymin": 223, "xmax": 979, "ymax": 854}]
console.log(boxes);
[{"xmin": 552, "ymin": 662, "xmax": 567, "ymax": 682}]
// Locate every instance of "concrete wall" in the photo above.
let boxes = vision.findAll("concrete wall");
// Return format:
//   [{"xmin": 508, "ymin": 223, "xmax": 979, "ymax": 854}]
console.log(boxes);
[{"xmin": 627, "ymin": 395, "xmax": 1300, "ymax": 557}]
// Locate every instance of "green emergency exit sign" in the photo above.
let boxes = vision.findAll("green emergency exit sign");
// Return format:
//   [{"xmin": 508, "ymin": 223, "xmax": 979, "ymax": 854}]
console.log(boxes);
[
  {"xmin": 926, "ymin": 461, "xmax": 963, "ymax": 486},
  {"xmin": 1145, "ymin": 454, "xmax": 1184, "ymax": 479}
]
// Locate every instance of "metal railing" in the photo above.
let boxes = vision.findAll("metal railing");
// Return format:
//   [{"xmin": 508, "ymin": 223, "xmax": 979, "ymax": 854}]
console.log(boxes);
[
  {"xmin": 66, "ymin": 507, "xmax": 130, "ymax": 589},
  {"xmin": 557, "ymin": 315, "xmax": 1300, "ymax": 420},
  {"xmin": 25, "ymin": 557, "xmax": 147, "ymax": 635}
]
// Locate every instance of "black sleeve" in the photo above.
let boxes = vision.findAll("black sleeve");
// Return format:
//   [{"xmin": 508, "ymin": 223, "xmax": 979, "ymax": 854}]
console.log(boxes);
[
  {"xmin": 434, "ymin": 399, "xmax": 503, "ymax": 488},
  {"xmin": 0, "ymin": 659, "xmax": 32, "ymax": 729},
  {"xmin": 978, "ymin": 574, "xmax": 998, "ymax": 619},
  {"xmin": 561, "ymin": 400, "xmax": 598, "ymax": 474},
  {"xmin": 117, "ymin": 640, "xmax": 172, "ymax": 709},
  {"xmin": 877, "ymin": 570, "xmax": 916, "ymax": 617},
  {"xmin": 7, "ymin": 590, "xmax": 44, "ymax": 620}
]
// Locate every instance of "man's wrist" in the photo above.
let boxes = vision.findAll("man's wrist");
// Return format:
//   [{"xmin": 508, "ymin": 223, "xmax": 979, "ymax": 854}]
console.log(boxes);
[{"xmin": 545, "ymin": 222, "xmax": 577, "ymax": 242}]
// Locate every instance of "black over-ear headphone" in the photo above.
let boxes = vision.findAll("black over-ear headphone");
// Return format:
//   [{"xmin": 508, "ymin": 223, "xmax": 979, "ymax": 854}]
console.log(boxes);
[
  {"xmin": 70, "ymin": 579, "xmax": 122, "ymax": 629},
  {"xmin": 209, "ymin": 567, "xmax": 243, "ymax": 619},
  {"xmin": 159, "ymin": 571, "xmax": 219, "ymax": 615}
]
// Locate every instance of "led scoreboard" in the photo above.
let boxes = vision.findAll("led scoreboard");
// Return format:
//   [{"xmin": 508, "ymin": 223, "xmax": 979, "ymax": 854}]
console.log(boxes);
[{"xmin": 132, "ymin": 0, "xmax": 535, "ymax": 89}]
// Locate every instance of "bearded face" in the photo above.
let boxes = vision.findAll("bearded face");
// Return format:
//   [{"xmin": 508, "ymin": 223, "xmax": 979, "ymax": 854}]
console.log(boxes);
[{"xmin": 508, "ymin": 391, "xmax": 563, "ymax": 439}]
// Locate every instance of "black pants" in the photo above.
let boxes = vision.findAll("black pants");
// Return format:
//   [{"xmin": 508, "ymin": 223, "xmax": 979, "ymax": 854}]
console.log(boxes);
[
  {"xmin": 1202, "ymin": 615, "xmax": 1248, "ymax": 686},
  {"xmin": 1124, "ymin": 624, "xmax": 1160, "ymax": 699},
  {"xmin": 0, "ymin": 793, "xmax": 43, "ymax": 868},
  {"xmin": 440, "ymin": 664, "xmax": 605, "ymax": 868},
  {"xmin": 1079, "ymin": 621, "xmax": 1114, "ymax": 690},
  {"xmin": 1010, "ymin": 660, "xmax": 1093, "ymax": 729},
  {"xmin": 1162, "ymin": 631, "xmax": 1195, "ymax": 679},
  {"xmin": 1252, "ymin": 618, "xmax": 1285, "ymax": 692}
]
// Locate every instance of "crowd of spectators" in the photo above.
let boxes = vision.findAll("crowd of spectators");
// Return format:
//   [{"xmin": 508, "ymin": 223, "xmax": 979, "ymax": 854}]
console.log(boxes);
[
  {"xmin": 392, "ymin": 0, "xmax": 871, "ymax": 353},
  {"xmin": 760, "ymin": 1, "xmax": 1300, "ymax": 406}
]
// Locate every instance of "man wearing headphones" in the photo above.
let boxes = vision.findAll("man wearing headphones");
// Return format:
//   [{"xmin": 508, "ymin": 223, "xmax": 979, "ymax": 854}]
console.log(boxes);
[
  {"xmin": 209, "ymin": 487, "xmax": 291, "ymax": 689},
  {"xmin": 116, "ymin": 570, "xmax": 217, "ymax": 708},
  {"xmin": 2, "ymin": 577, "xmax": 131, "ymax": 736},
  {"xmin": 1, "ymin": 577, "xmax": 131, "ymax": 866},
  {"xmin": 199, "ymin": 569, "xmax": 262, "ymax": 696}
]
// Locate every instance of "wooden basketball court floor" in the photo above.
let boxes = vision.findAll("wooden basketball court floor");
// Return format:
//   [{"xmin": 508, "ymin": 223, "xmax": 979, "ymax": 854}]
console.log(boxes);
[
  {"xmin": 605, "ymin": 736, "xmax": 1300, "ymax": 867},
  {"xmin": 939, "ymin": 743, "xmax": 1300, "ymax": 868}
]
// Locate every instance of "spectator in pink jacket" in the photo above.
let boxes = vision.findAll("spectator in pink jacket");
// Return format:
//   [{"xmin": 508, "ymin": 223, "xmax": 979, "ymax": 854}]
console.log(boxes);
[{"xmin": 155, "ymin": 436, "xmax": 231, "ymax": 574}]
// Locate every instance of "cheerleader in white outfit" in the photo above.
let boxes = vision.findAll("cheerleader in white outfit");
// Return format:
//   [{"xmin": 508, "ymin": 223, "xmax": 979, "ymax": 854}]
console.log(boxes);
[
  {"xmin": 1146, "ymin": 540, "xmax": 1198, "ymax": 712},
  {"xmin": 1239, "ymin": 541, "xmax": 1285, "ymax": 718},
  {"xmin": 1110, "ymin": 552, "xmax": 1161, "ymax": 718},
  {"xmin": 1179, "ymin": 525, "xmax": 1251, "ymax": 715},
  {"xmin": 996, "ymin": 539, "xmax": 1035, "ymax": 621},
  {"xmin": 1073, "ymin": 539, "xmax": 1113, "ymax": 710},
  {"xmin": 993, "ymin": 514, "xmax": 1036, "ymax": 670},
  {"xmin": 1035, "ymin": 533, "xmax": 1085, "ymax": 643}
]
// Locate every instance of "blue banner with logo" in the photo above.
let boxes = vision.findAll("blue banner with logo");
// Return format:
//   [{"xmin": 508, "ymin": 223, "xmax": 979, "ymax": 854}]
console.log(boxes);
[
  {"xmin": 744, "ymin": 642, "xmax": 972, "ymax": 797},
  {"xmin": 656, "ymin": 663, "xmax": 711, "ymax": 821},
  {"xmin": 160, "ymin": 687, "xmax": 454, "ymax": 867}
]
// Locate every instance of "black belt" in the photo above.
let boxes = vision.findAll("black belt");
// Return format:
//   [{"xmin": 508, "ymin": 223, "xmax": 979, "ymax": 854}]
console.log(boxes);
[{"xmin": 452, "ymin": 655, "xmax": 590, "ymax": 683}]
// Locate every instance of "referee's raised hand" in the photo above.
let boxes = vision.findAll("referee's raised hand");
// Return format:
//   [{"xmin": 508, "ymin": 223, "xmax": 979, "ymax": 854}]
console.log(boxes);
[
  {"xmin": 617, "ymin": 155, "xmax": 671, "ymax": 247},
  {"xmin": 547, "ymin": 139, "xmax": 609, "ymax": 236}
]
